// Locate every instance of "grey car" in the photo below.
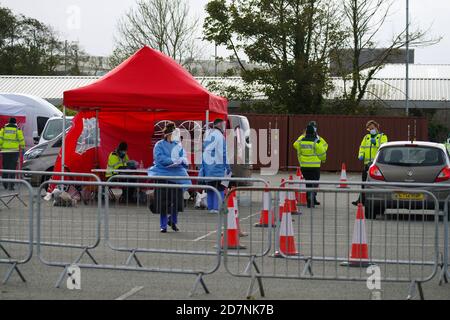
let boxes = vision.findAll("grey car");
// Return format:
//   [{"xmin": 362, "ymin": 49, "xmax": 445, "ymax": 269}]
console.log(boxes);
[
  {"xmin": 365, "ymin": 141, "xmax": 450, "ymax": 219},
  {"xmin": 22, "ymin": 133, "xmax": 64, "ymax": 186}
]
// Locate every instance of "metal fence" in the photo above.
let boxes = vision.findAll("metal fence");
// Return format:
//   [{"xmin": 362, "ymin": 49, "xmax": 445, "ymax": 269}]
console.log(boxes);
[
  {"xmin": 0, "ymin": 178, "xmax": 34, "ymax": 284},
  {"xmin": 1, "ymin": 170, "xmax": 449, "ymax": 300},
  {"xmin": 222, "ymin": 182, "xmax": 443, "ymax": 300}
]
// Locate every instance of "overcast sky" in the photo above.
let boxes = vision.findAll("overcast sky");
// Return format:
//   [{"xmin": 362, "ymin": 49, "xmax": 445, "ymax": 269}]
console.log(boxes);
[{"xmin": 1, "ymin": 0, "xmax": 449, "ymax": 64}]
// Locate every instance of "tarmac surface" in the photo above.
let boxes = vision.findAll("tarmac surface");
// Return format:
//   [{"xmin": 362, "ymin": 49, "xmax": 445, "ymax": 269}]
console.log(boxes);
[{"xmin": 1, "ymin": 172, "xmax": 449, "ymax": 300}]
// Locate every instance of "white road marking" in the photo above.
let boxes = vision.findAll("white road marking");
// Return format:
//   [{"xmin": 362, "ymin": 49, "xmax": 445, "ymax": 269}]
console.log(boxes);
[
  {"xmin": 192, "ymin": 212, "xmax": 260, "ymax": 242},
  {"xmin": 115, "ymin": 286, "xmax": 144, "ymax": 300}
]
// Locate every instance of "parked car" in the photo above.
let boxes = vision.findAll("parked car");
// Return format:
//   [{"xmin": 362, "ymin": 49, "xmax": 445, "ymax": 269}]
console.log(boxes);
[{"xmin": 365, "ymin": 141, "xmax": 450, "ymax": 219}]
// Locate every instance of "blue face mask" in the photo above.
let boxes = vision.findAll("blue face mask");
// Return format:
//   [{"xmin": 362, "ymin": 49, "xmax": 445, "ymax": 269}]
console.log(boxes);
[
  {"xmin": 118, "ymin": 151, "xmax": 126, "ymax": 159},
  {"xmin": 370, "ymin": 129, "xmax": 377, "ymax": 135}
]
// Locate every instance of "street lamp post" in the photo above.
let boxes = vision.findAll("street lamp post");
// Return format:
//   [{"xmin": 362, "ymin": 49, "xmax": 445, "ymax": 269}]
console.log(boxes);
[
  {"xmin": 214, "ymin": 42, "xmax": 218, "ymax": 77},
  {"xmin": 406, "ymin": 0, "xmax": 410, "ymax": 117}
]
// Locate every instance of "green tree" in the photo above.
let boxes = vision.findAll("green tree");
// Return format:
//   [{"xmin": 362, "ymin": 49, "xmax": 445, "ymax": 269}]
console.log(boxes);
[
  {"xmin": 0, "ymin": 5, "xmax": 89, "ymax": 76},
  {"xmin": 204, "ymin": 0, "xmax": 345, "ymax": 114}
]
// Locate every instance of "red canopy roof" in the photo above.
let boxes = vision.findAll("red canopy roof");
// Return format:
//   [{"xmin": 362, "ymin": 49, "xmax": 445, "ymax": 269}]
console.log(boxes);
[{"xmin": 63, "ymin": 46, "xmax": 227, "ymax": 115}]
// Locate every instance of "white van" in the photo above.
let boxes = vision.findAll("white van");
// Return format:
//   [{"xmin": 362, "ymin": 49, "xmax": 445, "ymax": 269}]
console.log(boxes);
[
  {"xmin": 38, "ymin": 116, "xmax": 74, "ymax": 145},
  {"xmin": 0, "ymin": 93, "xmax": 63, "ymax": 150}
]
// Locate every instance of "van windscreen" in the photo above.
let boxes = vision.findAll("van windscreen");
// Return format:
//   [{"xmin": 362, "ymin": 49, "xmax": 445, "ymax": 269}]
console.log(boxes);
[
  {"xmin": 43, "ymin": 119, "xmax": 72, "ymax": 141},
  {"xmin": 377, "ymin": 146, "xmax": 445, "ymax": 167}
]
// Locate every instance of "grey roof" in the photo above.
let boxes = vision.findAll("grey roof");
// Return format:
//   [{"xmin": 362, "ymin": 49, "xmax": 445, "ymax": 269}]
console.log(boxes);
[{"xmin": 1, "ymin": 65, "xmax": 450, "ymax": 108}]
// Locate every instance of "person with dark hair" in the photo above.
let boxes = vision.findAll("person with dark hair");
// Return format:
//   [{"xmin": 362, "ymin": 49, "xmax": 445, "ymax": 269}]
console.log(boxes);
[
  {"xmin": 148, "ymin": 121, "xmax": 190, "ymax": 233},
  {"xmin": 106, "ymin": 142, "xmax": 129, "ymax": 178},
  {"xmin": 293, "ymin": 124, "xmax": 327, "ymax": 208},
  {"xmin": 293, "ymin": 121, "xmax": 328, "ymax": 206},
  {"xmin": 352, "ymin": 120, "xmax": 388, "ymax": 206},
  {"xmin": 200, "ymin": 118, "xmax": 231, "ymax": 213},
  {"xmin": 0, "ymin": 117, "xmax": 25, "ymax": 190}
]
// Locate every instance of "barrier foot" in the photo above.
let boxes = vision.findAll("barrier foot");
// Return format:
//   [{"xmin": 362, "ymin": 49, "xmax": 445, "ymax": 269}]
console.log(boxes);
[
  {"xmin": 407, "ymin": 281, "xmax": 425, "ymax": 300},
  {"xmin": 189, "ymin": 273, "xmax": 209, "ymax": 297},
  {"xmin": 301, "ymin": 258, "xmax": 314, "ymax": 277},
  {"xmin": 437, "ymin": 253, "xmax": 448, "ymax": 286},
  {"xmin": 84, "ymin": 249, "xmax": 98, "ymax": 265},
  {"xmin": 125, "ymin": 250, "xmax": 143, "ymax": 268},
  {"xmin": 245, "ymin": 256, "xmax": 265, "ymax": 299},
  {"xmin": 55, "ymin": 266, "xmax": 68, "ymax": 288},
  {"xmin": 2, "ymin": 262, "xmax": 26, "ymax": 285}
]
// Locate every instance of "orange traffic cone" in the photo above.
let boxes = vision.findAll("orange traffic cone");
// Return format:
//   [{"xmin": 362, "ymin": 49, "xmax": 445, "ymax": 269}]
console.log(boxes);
[
  {"xmin": 232, "ymin": 191, "xmax": 248, "ymax": 237},
  {"xmin": 221, "ymin": 193, "xmax": 246, "ymax": 250},
  {"xmin": 295, "ymin": 168, "xmax": 303, "ymax": 202},
  {"xmin": 288, "ymin": 175, "xmax": 301, "ymax": 215},
  {"xmin": 342, "ymin": 203, "xmax": 370, "ymax": 267},
  {"xmin": 255, "ymin": 189, "xmax": 276, "ymax": 228},
  {"xmin": 274, "ymin": 195, "xmax": 298, "ymax": 257},
  {"xmin": 296, "ymin": 169, "xmax": 308, "ymax": 206},
  {"xmin": 278, "ymin": 179, "xmax": 287, "ymax": 221},
  {"xmin": 340, "ymin": 163, "xmax": 349, "ymax": 188}
]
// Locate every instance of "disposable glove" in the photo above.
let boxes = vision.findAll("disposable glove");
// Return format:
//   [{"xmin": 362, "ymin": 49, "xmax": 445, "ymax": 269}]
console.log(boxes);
[
  {"xmin": 371, "ymin": 138, "xmax": 376, "ymax": 145},
  {"xmin": 358, "ymin": 156, "xmax": 364, "ymax": 161}
]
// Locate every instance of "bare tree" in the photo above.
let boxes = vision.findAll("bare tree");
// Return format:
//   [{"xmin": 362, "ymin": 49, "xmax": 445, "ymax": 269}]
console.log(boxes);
[
  {"xmin": 333, "ymin": 0, "xmax": 441, "ymax": 110},
  {"xmin": 110, "ymin": 0, "xmax": 200, "ymax": 67}
]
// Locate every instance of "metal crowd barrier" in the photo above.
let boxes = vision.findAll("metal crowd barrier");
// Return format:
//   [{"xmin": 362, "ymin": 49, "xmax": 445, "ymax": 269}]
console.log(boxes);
[
  {"xmin": 36, "ymin": 180, "xmax": 224, "ymax": 296},
  {"xmin": 440, "ymin": 195, "xmax": 450, "ymax": 285},
  {"xmin": 0, "ymin": 178, "xmax": 34, "ymax": 284},
  {"xmin": 222, "ymin": 183, "xmax": 442, "ymax": 300}
]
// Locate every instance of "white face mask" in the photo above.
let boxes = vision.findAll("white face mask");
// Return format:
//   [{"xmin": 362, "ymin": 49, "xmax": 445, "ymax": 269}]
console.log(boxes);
[
  {"xmin": 370, "ymin": 129, "xmax": 377, "ymax": 135},
  {"xmin": 171, "ymin": 128, "xmax": 181, "ymax": 142}
]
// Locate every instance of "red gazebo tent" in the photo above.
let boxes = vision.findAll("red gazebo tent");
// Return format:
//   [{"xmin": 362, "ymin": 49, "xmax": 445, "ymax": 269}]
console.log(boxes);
[{"xmin": 54, "ymin": 46, "xmax": 228, "ymax": 175}]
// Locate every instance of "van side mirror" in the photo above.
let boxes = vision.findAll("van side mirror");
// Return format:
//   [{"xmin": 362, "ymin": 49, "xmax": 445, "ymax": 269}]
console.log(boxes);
[{"xmin": 33, "ymin": 136, "xmax": 40, "ymax": 145}]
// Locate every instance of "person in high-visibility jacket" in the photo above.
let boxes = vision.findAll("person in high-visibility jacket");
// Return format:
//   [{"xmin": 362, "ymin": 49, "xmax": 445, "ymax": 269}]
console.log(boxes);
[
  {"xmin": 352, "ymin": 120, "xmax": 388, "ymax": 206},
  {"xmin": 293, "ymin": 124, "xmax": 327, "ymax": 208},
  {"xmin": 0, "ymin": 118, "xmax": 25, "ymax": 190},
  {"xmin": 296, "ymin": 121, "xmax": 329, "ymax": 152},
  {"xmin": 106, "ymin": 142, "xmax": 129, "ymax": 178}
]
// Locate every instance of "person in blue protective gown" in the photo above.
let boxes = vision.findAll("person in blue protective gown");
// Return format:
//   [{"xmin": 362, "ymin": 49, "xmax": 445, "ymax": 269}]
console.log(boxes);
[
  {"xmin": 148, "ymin": 122, "xmax": 191, "ymax": 233},
  {"xmin": 199, "ymin": 118, "xmax": 232, "ymax": 213}
]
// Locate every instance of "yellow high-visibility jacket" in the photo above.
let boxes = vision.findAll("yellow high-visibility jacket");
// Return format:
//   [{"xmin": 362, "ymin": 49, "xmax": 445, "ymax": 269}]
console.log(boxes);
[
  {"xmin": 358, "ymin": 133, "xmax": 388, "ymax": 165},
  {"xmin": 293, "ymin": 139, "xmax": 327, "ymax": 168},
  {"xmin": 296, "ymin": 134, "xmax": 329, "ymax": 152},
  {"xmin": 0, "ymin": 124, "xmax": 25, "ymax": 152},
  {"xmin": 106, "ymin": 151, "xmax": 129, "ymax": 178}
]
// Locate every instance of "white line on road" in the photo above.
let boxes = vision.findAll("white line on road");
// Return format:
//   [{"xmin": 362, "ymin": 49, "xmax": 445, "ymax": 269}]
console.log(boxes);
[
  {"xmin": 192, "ymin": 212, "xmax": 260, "ymax": 242},
  {"xmin": 115, "ymin": 286, "xmax": 145, "ymax": 300}
]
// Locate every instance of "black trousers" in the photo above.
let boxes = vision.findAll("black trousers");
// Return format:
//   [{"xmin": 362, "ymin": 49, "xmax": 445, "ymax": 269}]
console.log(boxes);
[
  {"xmin": 301, "ymin": 167, "xmax": 321, "ymax": 205},
  {"xmin": 357, "ymin": 164, "xmax": 370, "ymax": 203},
  {"xmin": 2, "ymin": 152, "xmax": 19, "ymax": 189}
]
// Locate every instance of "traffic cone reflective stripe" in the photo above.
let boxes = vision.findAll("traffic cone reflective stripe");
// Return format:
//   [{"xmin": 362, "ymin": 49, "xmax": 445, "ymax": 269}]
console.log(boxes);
[
  {"xmin": 221, "ymin": 193, "xmax": 245, "ymax": 250},
  {"xmin": 340, "ymin": 163, "xmax": 349, "ymax": 188},
  {"xmin": 232, "ymin": 191, "xmax": 248, "ymax": 237},
  {"xmin": 295, "ymin": 168, "xmax": 303, "ymax": 202},
  {"xmin": 275, "ymin": 197, "xmax": 298, "ymax": 257},
  {"xmin": 255, "ymin": 190, "xmax": 275, "ymax": 227},
  {"xmin": 288, "ymin": 175, "xmax": 301, "ymax": 215},
  {"xmin": 349, "ymin": 203, "xmax": 369, "ymax": 265}
]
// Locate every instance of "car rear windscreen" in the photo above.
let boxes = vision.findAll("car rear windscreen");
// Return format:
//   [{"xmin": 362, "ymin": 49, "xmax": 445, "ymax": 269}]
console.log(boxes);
[{"xmin": 377, "ymin": 146, "xmax": 445, "ymax": 167}]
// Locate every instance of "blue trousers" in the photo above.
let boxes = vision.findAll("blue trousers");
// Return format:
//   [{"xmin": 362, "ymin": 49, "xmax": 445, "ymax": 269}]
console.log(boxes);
[
  {"xmin": 207, "ymin": 190, "xmax": 225, "ymax": 211},
  {"xmin": 160, "ymin": 207, "xmax": 178, "ymax": 230}
]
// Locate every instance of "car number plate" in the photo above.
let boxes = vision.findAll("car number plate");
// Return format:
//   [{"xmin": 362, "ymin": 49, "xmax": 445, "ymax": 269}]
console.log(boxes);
[{"xmin": 393, "ymin": 193, "xmax": 425, "ymax": 201}]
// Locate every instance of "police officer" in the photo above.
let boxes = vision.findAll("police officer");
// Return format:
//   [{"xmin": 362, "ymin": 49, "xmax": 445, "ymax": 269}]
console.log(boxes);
[
  {"xmin": 352, "ymin": 120, "xmax": 388, "ymax": 206},
  {"xmin": 293, "ymin": 124, "xmax": 327, "ymax": 208},
  {"xmin": 294, "ymin": 121, "xmax": 328, "ymax": 206},
  {"xmin": 0, "ymin": 117, "xmax": 25, "ymax": 190}
]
